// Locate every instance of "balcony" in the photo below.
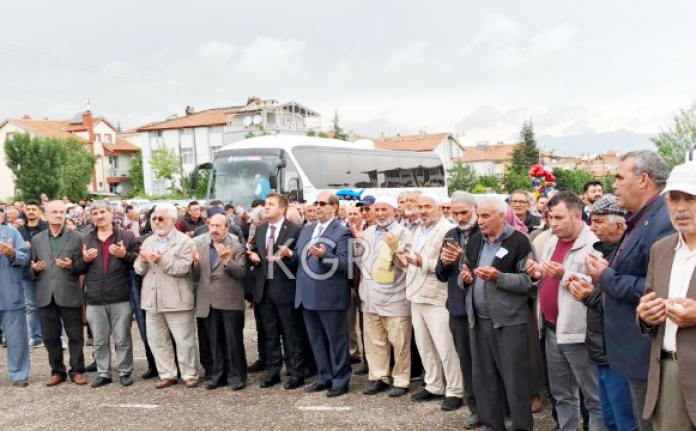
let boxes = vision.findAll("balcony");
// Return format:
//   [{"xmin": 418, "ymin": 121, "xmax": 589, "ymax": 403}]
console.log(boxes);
[
  {"xmin": 109, "ymin": 169, "xmax": 131, "ymax": 177},
  {"xmin": 107, "ymin": 168, "xmax": 132, "ymax": 183}
]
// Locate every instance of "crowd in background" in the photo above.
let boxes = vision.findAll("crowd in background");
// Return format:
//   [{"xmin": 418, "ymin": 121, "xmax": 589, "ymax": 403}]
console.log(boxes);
[{"xmin": 1, "ymin": 149, "xmax": 696, "ymax": 431}]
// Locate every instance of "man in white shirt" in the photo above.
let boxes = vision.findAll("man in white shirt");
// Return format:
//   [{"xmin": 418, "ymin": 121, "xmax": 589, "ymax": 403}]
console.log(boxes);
[{"xmin": 638, "ymin": 163, "xmax": 696, "ymax": 430}]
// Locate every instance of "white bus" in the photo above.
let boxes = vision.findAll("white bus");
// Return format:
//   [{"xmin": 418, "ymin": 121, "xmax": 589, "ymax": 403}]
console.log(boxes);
[{"xmin": 193, "ymin": 135, "xmax": 447, "ymax": 205}]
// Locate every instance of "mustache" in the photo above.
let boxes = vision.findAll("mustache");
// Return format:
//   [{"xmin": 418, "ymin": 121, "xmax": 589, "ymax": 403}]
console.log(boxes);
[{"xmin": 674, "ymin": 212, "xmax": 692, "ymax": 221}]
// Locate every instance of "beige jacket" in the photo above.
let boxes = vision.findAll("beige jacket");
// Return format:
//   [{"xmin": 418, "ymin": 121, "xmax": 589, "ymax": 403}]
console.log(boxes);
[
  {"xmin": 134, "ymin": 230, "xmax": 195, "ymax": 312},
  {"xmin": 405, "ymin": 216, "xmax": 454, "ymax": 306},
  {"xmin": 356, "ymin": 222, "xmax": 412, "ymax": 316},
  {"xmin": 537, "ymin": 224, "xmax": 600, "ymax": 343}
]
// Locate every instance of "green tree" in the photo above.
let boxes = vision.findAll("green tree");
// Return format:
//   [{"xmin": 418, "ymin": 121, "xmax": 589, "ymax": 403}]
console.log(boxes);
[
  {"xmin": 130, "ymin": 151, "xmax": 145, "ymax": 195},
  {"xmin": 4, "ymin": 133, "xmax": 96, "ymax": 200},
  {"xmin": 652, "ymin": 100, "xmax": 696, "ymax": 170},
  {"xmin": 503, "ymin": 119, "xmax": 540, "ymax": 192},
  {"xmin": 447, "ymin": 163, "xmax": 478, "ymax": 194},
  {"xmin": 193, "ymin": 168, "xmax": 211, "ymax": 198},
  {"xmin": 477, "ymin": 175, "xmax": 504, "ymax": 193},
  {"xmin": 59, "ymin": 139, "xmax": 97, "ymax": 201},
  {"xmin": 502, "ymin": 168, "xmax": 530, "ymax": 193},
  {"xmin": 553, "ymin": 168, "xmax": 597, "ymax": 194},
  {"xmin": 330, "ymin": 110, "xmax": 349, "ymax": 141},
  {"xmin": 150, "ymin": 144, "xmax": 181, "ymax": 193}
]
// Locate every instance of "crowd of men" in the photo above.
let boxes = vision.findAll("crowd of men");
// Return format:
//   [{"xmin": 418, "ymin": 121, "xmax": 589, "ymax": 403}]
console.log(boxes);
[{"xmin": 1, "ymin": 149, "xmax": 696, "ymax": 431}]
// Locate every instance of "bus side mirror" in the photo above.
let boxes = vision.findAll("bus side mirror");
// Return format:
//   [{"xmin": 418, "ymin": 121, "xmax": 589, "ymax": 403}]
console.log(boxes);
[{"xmin": 269, "ymin": 175, "xmax": 278, "ymax": 189}]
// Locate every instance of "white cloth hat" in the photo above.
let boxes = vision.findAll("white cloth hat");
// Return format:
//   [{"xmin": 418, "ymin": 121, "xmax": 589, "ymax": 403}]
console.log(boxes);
[
  {"xmin": 662, "ymin": 163, "xmax": 696, "ymax": 196},
  {"xmin": 374, "ymin": 194, "xmax": 398, "ymax": 209},
  {"xmin": 420, "ymin": 191, "xmax": 442, "ymax": 206}
]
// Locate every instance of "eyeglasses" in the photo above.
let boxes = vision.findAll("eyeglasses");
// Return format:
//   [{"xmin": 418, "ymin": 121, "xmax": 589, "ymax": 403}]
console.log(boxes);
[
  {"xmin": 313, "ymin": 201, "xmax": 331, "ymax": 207},
  {"xmin": 510, "ymin": 200, "xmax": 528, "ymax": 205},
  {"xmin": 151, "ymin": 216, "xmax": 171, "ymax": 223}
]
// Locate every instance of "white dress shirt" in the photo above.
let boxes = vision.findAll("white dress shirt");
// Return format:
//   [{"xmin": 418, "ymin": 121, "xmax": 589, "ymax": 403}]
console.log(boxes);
[
  {"xmin": 663, "ymin": 234, "xmax": 696, "ymax": 352},
  {"xmin": 266, "ymin": 218, "xmax": 285, "ymax": 245}
]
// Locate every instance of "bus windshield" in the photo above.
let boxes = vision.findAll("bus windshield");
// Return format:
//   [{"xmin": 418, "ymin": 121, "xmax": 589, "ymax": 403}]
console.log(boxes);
[{"xmin": 209, "ymin": 149, "xmax": 281, "ymax": 205}]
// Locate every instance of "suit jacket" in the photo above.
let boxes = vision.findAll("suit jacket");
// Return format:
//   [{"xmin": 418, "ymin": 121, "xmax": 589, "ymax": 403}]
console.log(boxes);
[
  {"xmin": 599, "ymin": 195, "xmax": 675, "ymax": 380},
  {"xmin": 435, "ymin": 225, "xmax": 480, "ymax": 317},
  {"xmin": 642, "ymin": 233, "xmax": 696, "ymax": 423},
  {"xmin": 193, "ymin": 237, "xmax": 246, "ymax": 318},
  {"xmin": 292, "ymin": 219, "xmax": 352, "ymax": 311},
  {"xmin": 30, "ymin": 228, "xmax": 84, "ymax": 308},
  {"xmin": 251, "ymin": 219, "xmax": 300, "ymax": 305},
  {"xmin": 405, "ymin": 216, "xmax": 454, "ymax": 306},
  {"xmin": 134, "ymin": 229, "xmax": 195, "ymax": 312}
]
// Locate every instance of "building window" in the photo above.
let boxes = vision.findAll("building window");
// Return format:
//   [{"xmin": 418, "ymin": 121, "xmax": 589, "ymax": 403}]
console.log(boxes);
[
  {"xmin": 109, "ymin": 156, "xmax": 119, "ymax": 169},
  {"xmin": 181, "ymin": 147, "xmax": 194, "ymax": 164},
  {"xmin": 94, "ymin": 133, "xmax": 101, "ymax": 142},
  {"xmin": 209, "ymin": 126, "xmax": 223, "ymax": 133},
  {"xmin": 152, "ymin": 131, "xmax": 162, "ymax": 138},
  {"xmin": 104, "ymin": 134, "xmax": 112, "ymax": 143},
  {"xmin": 5, "ymin": 132, "xmax": 14, "ymax": 142},
  {"xmin": 152, "ymin": 180, "xmax": 167, "ymax": 196},
  {"xmin": 181, "ymin": 129, "xmax": 193, "ymax": 136},
  {"xmin": 210, "ymin": 145, "xmax": 221, "ymax": 159}
]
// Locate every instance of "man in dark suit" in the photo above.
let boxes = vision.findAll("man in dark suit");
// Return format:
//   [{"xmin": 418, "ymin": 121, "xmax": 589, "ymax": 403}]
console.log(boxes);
[
  {"xmin": 30, "ymin": 200, "xmax": 87, "ymax": 386},
  {"xmin": 285, "ymin": 191, "xmax": 352, "ymax": 397},
  {"xmin": 586, "ymin": 150, "xmax": 674, "ymax": 431},
  {"xmin": 192, "ymin": 214, "xmax": 247, "ymax": 390},
  {"xmin": 248, "ymin": 193, "xmax": 306, "ymax": 389}
]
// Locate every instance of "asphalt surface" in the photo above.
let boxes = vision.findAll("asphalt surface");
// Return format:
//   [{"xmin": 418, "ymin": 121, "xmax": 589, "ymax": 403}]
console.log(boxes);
[{"xmin": 0, "ymin": 311, "xmax": 557, "ymax": 431}]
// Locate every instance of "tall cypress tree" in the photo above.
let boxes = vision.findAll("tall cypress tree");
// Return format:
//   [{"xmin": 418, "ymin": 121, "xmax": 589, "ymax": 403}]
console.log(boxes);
[{"xmin": 503, "ymin": 119, "xmax": 540, "ymax": 191}]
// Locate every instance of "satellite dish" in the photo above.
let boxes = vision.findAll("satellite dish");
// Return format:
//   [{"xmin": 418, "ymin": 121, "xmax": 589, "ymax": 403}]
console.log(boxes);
[
  {"xmin": 242, "ymin": 116, "xmax": 252, "ymax": 127},
  {"xmin": 115, "ymin": 185, "xmax": 123, "ymax": 194},
  {"xmin": 252, "ymin": 115, "xmax": 262, "ymax": 125}
]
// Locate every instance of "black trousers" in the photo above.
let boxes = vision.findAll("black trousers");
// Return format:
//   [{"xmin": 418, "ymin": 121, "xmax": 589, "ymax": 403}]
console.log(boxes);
[
  {"xmin": 471, "ymin": 319, "xmax": 533, "ymax": 431},
  {"xmin": 450, "ymin": 314, "xmax": 478, "ymax": 414},
  {"xmin": 207, "ymin": 308, "xmax": 246, "ymax": 386},
  {"xmin": 259, "ymin": 295, "xmax": 306, "ymax": 379},
  {"xmin": 197, "ymin": 317, "xmax": 214, "ymax": 377},
  {"xmin": 39, "ymin": 300, "xmax": 84, "ymax": 377},
  {"xmin": 253, "ymin": 302, "xmax": 267, "ymax": 364}
]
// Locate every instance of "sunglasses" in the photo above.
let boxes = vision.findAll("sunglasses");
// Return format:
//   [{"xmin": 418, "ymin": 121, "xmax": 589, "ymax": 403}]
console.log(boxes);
[
  {"xmin": 313, "ymin": 201, "xmax": 332, "ymax": 207},
  {"xmin": 360, "ymin": 206, "xmax": 372, "ymax": 212},
  {"xmin": 441, "ymin": 206, "xmax": 451, "ymax": 210},
  {"xmin": 151, "ymin": 216, "xmax": 170, "ymax": 223}
]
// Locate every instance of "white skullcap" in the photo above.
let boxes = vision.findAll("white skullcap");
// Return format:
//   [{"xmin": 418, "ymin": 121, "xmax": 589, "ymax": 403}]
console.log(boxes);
[
  {"xmin": 442, "ymin": 197, "xmax": 452, "ymax": 204},
  {"xmin": 374, "ymin": 194, "xmax": 398, "ymax": 209},
  {"xmin": 420, "ymin": 191, "xmax": 442, "ymax": 206}
]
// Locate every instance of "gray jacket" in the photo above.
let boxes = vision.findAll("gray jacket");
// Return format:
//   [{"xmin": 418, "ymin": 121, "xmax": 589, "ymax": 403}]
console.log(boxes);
[{"xmin": 30, "ymin": 228, "xmax": 84, "ymax": 308}]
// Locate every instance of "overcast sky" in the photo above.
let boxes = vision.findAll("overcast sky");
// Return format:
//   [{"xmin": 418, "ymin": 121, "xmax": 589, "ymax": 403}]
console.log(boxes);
[{"xmin": 2, "ymin": 1, "xmax": 695, "ymax": 147}]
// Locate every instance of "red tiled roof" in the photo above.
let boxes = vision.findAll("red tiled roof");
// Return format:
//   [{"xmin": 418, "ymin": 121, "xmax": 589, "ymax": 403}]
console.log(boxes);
[
  {"xmin": 103, "ymin": 137, "xmax": 139, "ymax": 153},
  {"xmin": 137, "ymin": 106, "xmax": 246, "ymax": 131},
  {"xmin": 373, "ymin": 133, "xmax": 452, "ymax": 151},
  {"xmin": 3, "ymin": 119, "xmax": 88, "ymax": 142},
  {"xmin": 459, "ymin": 144, "xmax": 516, "ymax": 163}
]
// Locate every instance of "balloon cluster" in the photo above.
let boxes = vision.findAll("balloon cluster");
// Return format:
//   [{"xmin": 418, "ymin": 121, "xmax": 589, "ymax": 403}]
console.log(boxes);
[{"xmin": 529, "ymin": 163, "xmax": 556, "ymax": 198}]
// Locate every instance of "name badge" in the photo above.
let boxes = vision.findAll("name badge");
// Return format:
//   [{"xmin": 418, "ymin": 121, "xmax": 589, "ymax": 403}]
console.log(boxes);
[{"xmin": 495, "ymin": 248, "xmax": 509, "ymax": 259}]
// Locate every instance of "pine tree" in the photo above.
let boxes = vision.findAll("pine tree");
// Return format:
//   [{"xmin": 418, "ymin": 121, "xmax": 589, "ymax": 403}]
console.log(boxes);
[
  {"xmin": 503, "ymin": 119, "xmax": 540, "ymax": 191},
  {"xmin": 331, "ymin": 109, "xmax": 349, "ymax": 141}
]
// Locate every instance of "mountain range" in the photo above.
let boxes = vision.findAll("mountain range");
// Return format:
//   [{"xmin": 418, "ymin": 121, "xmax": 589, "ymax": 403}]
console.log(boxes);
[{"xmin": 537, "ymin": 130, "xmax": 656, "ymax": 157}]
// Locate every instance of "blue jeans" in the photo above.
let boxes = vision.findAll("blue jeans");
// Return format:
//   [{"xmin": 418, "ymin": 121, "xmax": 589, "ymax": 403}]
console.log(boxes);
[
  {"xmin": 545, "ymin": 328, "xmax": 604, "ymax": 431},
  {"xmin": 598, "ymin": 365, "xmax": 638, "ymax": 431},
  {"xmin": 23, "ymin": 280, "xmax": 42, "ymax": 342},
  {"xmin": 0, "ymin": 309, "xmax": 30, "ymax": 382}
]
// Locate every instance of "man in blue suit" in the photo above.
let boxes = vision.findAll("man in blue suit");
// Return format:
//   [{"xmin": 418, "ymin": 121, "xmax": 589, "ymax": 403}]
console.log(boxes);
[
  {"xmin": 0, "ymin": 207, "xmax": 31, "ymax": 387},
  {"xmin": 586, "ymin": 150, "xmax": 674, "ymax": 431},
  {"xmin": 283, "ymin": 191, "xmax": 352, "ymax": 397}
]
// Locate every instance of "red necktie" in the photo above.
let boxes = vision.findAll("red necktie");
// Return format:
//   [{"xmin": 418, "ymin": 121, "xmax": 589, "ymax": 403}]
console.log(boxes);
[{"xmin": 267, "ymin": 225, "xmax": 276, "ymax": 257}]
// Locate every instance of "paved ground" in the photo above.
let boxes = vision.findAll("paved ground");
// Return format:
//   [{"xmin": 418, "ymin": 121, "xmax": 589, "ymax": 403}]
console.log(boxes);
[{"xmin": 0, "ymin": 311, "xmax": 557, "ymax": 431}]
